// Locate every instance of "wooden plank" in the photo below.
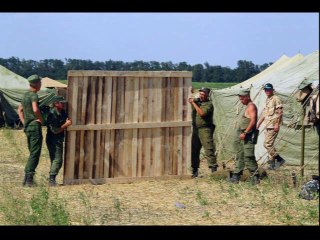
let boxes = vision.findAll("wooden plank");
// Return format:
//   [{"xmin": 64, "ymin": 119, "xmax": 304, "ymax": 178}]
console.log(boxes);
[
  {"xmin": 103, "ymin": 76, "xmax": 113, "ymax": 178},
  {"xmin": 87, "ymin": 77, "xmax": 96, "ymax": 178},
  {"xmin": 153, "ymin": 77, "xmax": 162, "ymax": 176},
  {"xmin": 63, "ymin": 174, "xmax": 192, "ymax": 185},
  {"xmin": 68, "ymin": 70, "xmax": 192, "ymax": 78},
  {"xmin": 124, "ymin": 77, "xmax": 133, "ymax": 177},
  {"xmin": 94, "ymin": 77, "xmax": 103, "ymax": 178},
  {"xmin": 177, "ymin": 77, "xmax": 183, "ymax": 175},
  {"xmin": 65, "ymin": 76, "xmax": 78, "ymax": 180},
  {"xmin": 131, "ymin": 77, "xmax": 139, "ymax": 177},
  {"xmin": 78, "ymin": 77, "xmax": 88, "ymax": 179},
  {"xmin": 67, "ymin": 121, "xmax": 192, "ymax": 131}
]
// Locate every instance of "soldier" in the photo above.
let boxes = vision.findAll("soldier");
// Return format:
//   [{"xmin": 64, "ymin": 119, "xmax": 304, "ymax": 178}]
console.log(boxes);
[
  {"xmin": 189, "ymin": 87, "xmax": 217, "ymax": 178},
  {"xmin": 17, "ymin": 74, "xmax": 43, "ymax": 187},
  {"xmin": 46, "ymin": 96, "xmax": 72, "ymax": 186},
  {"xmin": 257, "ymin": 83, "xmax": 285, "ymax": 170},
  {"xmin": 230, "ymin": 88, "xmax": 260, "ymax": 184}
]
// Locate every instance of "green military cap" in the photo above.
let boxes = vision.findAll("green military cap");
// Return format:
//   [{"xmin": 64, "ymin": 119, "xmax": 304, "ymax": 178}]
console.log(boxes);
[
  {"xmin": 27, "ymin": 74, "xmax": 42, "ymax": 83},
  {"xmin": 238, "ymin": 88, "xmax": 250, "ymax": 96},
  {"xmin": 52, "ymin": 95, "xmax": 67, "ymax": 103}
]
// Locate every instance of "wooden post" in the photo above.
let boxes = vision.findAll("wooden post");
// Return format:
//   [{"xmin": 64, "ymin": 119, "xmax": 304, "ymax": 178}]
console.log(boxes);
[{"xmin": 300, "ymin": 107, "xmax": 305, "ymax": 177}]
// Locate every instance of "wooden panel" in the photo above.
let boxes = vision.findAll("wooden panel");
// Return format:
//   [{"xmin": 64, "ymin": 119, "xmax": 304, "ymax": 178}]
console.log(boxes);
[{"xmin": 64, "ymin": 71, "xmax": 192, "ymax": 184}]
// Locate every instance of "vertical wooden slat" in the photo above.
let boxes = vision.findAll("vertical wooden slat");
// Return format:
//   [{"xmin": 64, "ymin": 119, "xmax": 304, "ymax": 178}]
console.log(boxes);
[
  {"xmin": 131, "ymin": 77, "xmax": 139, "ymax": 177},
  {"xmin": 65, "ymin": 76, "xmax": 78, "ymax": 180},
  {"xmin": 177, "ymin": 77, "xmax": 183, "ymax": 175},
  {"xmin": 103, "ymin": 76, "xmax": 113, "ymax": 178},
  {"xmin": 137, "ymin": 77, "xmax": 144, "ymax": 177},
  {"xmin": 185, "ymin": 77, "xmax": 192, "ymax": 174},
  {"xmin": 78, "ymin": 77, "xmax": 88, "ymax": 179},
  {"xmin": 87, "ymin": 77, "xmax": 96, "ymax": 179},
  {"xmin": 94, "ymin": 77, "xmax": 103, "ymax": 178}
]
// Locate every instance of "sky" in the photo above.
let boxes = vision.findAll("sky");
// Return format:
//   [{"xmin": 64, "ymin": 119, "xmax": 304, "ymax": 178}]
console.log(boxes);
[{"xmin": 0, "ymin": 13, "xmax": 318, "ymax": 68}]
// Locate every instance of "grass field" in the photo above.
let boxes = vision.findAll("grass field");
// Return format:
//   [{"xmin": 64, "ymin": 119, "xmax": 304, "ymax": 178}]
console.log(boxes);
[
  {"xmin": 0, "ymin": 129, "xmax": 318, "ymax": 225},
  {"xmin": 192, "ymin": 82, "xmax": 237, "ymax": 90}
]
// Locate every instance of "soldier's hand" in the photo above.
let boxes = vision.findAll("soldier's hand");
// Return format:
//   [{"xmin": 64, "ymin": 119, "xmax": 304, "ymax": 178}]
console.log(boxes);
[
  {"xmin": 188, "ymin": 98, "xmax": 194, "ymax": 104},
  {"xmin": 274, "ymin": 124, "xmax": 279, "ymax": 132}
]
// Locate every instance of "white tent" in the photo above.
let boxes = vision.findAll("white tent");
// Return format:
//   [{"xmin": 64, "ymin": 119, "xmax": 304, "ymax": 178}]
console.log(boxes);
[{"xmin": 211, "ymin": 50, "xmax": 319, "ymax": 167}]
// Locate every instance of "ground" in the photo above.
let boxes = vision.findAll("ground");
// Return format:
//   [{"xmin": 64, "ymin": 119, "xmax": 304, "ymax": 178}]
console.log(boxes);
[{"xmin": 0, "ymin": 128, "xmax": 318, "ymax": 225}]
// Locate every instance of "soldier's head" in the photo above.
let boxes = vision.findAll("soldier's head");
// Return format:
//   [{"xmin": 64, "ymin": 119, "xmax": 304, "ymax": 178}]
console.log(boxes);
[
  {"xmin": 263, "ymin": 83, "xmax": 274, "ymax": 97},
  {"xmin": 199, "ymin": 87, "xmax": 210, "ymax": 101},
  {"xmin": 238, "ymin": 88, "xmax": 251, "ymax": 105},
  {"xmin": 51, "ymin": 96, "xmax": 67, "ymax": 111},
  {"xmin": 27, "ymin": 74, "xmax": 42, "ymax": 91}
]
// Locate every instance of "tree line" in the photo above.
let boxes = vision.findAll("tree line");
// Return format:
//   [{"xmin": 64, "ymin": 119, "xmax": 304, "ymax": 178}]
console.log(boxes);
[{"xmin": 0, "ymin": 57, "xmax": 273, "ymax": 83}]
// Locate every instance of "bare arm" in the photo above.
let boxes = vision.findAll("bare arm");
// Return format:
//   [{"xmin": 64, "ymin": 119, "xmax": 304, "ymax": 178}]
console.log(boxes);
[
  {"xmin": 188, "ymin": 98, "xmax": 205, "ymax": 117},
  {"xmin": 32, "ymin": 101, "xmax": 43, "ymax": 124},
  {"xmin": 256, "ymin": 115, "xmax": 265, "ymax": 129},
  {"xmin": 52, "ymin": 118, "xmax": 72, "ymax": 134},
  {"xmin": 17, "ymin": 104, "xmax": 24, "ymax": 125}
]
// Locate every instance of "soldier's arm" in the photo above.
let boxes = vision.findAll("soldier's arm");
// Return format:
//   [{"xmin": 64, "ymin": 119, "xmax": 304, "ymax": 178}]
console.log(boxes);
[
  {"xmin": 17, "ymin": 104, "xmax": 24, "ymax": 125},
  {"xmin": 32, "ymin": 101, "xmax": 43, "ymax": 124},
  {"xmin": 245, "ymin": 104, "xmax": 257, "ymax": 133},
  {"xmin": 274, "ymin": 97, "xmax": 283, "ymax": 132}
]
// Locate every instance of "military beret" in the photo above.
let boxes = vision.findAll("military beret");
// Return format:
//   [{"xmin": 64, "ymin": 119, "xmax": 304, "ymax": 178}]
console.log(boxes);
[
  {"xmin": 264, "ymin": 83, "xmax": 274, "ymax": 90},
  {"xmin": 238, "ymin": 88, "xmax": 250, "ymax": 96},
  {"xmin": 27, "ymin": 74, "xmax": 42, "ymax": 83}
]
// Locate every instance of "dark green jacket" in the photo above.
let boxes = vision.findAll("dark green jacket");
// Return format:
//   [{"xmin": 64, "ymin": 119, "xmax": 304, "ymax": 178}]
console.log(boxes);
[
  {"xmin": 191, "ymin": 100, "xmax": 214, "ymax": 128},
  {"xmin": 46, "ymin": 108, "xmax": 68, "ymax": 140},
  {"xmin": 21, "ymin": 91, "xmax": 39, "ymax": 128}
]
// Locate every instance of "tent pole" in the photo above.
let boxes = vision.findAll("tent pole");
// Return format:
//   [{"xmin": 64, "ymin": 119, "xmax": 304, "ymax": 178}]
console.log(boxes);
[{"xmin": 300, "ymin": 107, "xmax": 305, "ymax": 177}]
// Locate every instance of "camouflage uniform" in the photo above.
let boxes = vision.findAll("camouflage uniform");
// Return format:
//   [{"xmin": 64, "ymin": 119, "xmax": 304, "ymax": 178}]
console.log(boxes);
[
  {"xmin": 191, "ymin": 100, "xmax": 217, "ymax": 170},
  {"xmin": 261, "ymin": 95, "xmax": 283, "ymax": 161},
  {"xmin": 233, "ymin": 104, "xmax": 258, "ymax": 175},
  {"xmin": 21, "ymin": 91, "xmax": 43, "ymax": 180},
  {"xmin": 46, "ymin": 107, "xmax": 68, "ymax": 177}
]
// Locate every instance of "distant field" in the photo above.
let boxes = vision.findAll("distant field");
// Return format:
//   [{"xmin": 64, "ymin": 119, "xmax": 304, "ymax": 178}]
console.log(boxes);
[
  {"xmin": 192, "ymin": 82, "xmax": 237, "ymax": 90},
  {"xmin": 58, "ymin": 80, "xmax": 237, "ymax": 90}
]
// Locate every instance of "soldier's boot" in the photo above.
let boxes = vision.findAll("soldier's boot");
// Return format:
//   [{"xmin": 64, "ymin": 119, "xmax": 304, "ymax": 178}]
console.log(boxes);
[
  {"xmin": 49, "ymin": 175, "xmax": 57, "ymax": 187},
  {"xmin": 274, "ymin": 155, "xmax": 286, "ymax": 169},
  {"xmin": 229, "ymin": 173, "xmax": 241, "ymax": 184},
  {"xmin": 24, "ymin": 174, "xmax": 34, "ymax": 187},
  {"xmin": 249, "ymin": 171, "xmax": 260, "ymax": 185},
  {"xmin": 22, "ymin": 174, "xmax": 27, "ymax": 186},
  {"xmin": 192, "ymin": 168, "xmax": 199, "ymax": 179},
  {"xmin": 209, "ymin": 164, "xmax": 218, "ymax": 173},
  {"xmin": 267, "ymin": 160, "xmax": 275, "ymax": 170}
]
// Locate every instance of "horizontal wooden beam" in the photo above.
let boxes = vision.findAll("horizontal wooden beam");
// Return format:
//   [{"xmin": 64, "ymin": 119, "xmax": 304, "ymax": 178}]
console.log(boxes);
[
  {"xmin": 67, "ymin": 121, "xmax": 192, "ymax": 131},
  {"xmin": 63, "ymin": 175, "xmax": 192, "ymax": 185},
  {"xmin": 68, "ymin": 70, "xmax": 192, "ymax": 78}
]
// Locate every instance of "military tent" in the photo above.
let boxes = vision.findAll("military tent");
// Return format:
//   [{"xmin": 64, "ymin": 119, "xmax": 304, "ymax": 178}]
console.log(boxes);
[
  {"xmin": 0, "ymin": 65, "xmax": 56, "ymax": 127},
  {"xmin": 210, "ymin": 50, "xmax": 319, "ymax": 168}
]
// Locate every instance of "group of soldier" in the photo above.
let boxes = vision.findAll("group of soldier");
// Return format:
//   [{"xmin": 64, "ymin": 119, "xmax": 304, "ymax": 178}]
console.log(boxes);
[
  {"xmin": 17, "ymin": 74, "xmax": 71, "ymax": 187},
  {"xmin": 189, "ymin": 83, "xmax": 285, "ymax": 184}
]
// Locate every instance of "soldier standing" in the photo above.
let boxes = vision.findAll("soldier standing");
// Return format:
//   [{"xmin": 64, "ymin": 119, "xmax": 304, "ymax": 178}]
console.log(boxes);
[
  {"xmin": 189, "ymin": 87, "xmax": 217, "ymax": 178},
  {"xmin": 229, "ymin": 88, "xmax": 260, "ymax": 184},
  {"xmin": 17, "ymin": 74, "xmax": 43, "ymax": 187},
  {"xmin": 257, "ymin": 83, "xmax": 285, "ymax": 170},
  {"xmin": 46, "ymin": 96, "xmax": 72, "ymax": 186}
]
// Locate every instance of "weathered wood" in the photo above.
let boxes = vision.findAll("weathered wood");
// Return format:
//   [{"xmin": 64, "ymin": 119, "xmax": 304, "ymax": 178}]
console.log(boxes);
[
  {"xmin": 64, "ymin": 71, "xmax": 192, "ymax": 184},
  {"xmin": 68, "ymin": 70, "xmax": 192, "ymax": 78},
  {"xmin": 63, "ymin": 174, "xmax": 192, "ymax": 185},
  {"xmin": 67, "ymin": 121, "xmax": 192, "ymax": 131}
]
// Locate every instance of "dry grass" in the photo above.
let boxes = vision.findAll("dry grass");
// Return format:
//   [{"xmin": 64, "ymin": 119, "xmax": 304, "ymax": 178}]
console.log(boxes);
[{"xmin": 0, "ymin": 128, "xmax": 318, "ymax": 225}]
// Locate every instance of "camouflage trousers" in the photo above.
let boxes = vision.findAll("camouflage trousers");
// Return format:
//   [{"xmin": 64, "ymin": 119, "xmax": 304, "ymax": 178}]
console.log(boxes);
[
  {"xmin": 46, "ymin": 136, "xmax": 64, "ymax": 176},
  {"xmin": 233, "ymin": 131, "xmax": 258, "ymax": 174},
  {"xmin": 191, "ymin": 127, "xmax": 217, "ymax": 169},
  {"xmin": 24, "ymin": 123, "xmax": 43, "ymax": 175}
]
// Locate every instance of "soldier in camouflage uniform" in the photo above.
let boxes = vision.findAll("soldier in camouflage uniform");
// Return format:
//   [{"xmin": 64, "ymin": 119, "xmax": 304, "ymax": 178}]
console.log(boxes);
[
  {"xmin": 229, "ymin": 88, "xmax": 260, "ymax": 184},
  {"xmin": 189, "ymin": 87, "xmax": 217, "ymax": 178},
  {"xmin": 17, "ymin": 75, "xmax": 43, "ymax": 187},
  {"xmin": 257, "ymin": 83, "xmax": 285, "ymax": 170},
  {"xmin": 46, "ymin": 96, "xmax": 72, "ymax": 186}
]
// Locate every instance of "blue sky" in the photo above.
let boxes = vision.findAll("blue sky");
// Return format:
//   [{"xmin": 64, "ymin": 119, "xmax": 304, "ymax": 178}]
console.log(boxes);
[{"xmin": 0, "ymin": 13, "xmax": 318, "ymax": 68}]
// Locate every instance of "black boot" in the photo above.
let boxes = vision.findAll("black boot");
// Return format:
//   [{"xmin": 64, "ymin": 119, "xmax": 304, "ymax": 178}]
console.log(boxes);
[
  {"xmin": 249, "ymin": 172, "xmax": 260, "ymax": 185},
  {"xmin": 49, "ymin": 175, "xmax": 57, "ymax": 186},
  {"xmin": 24, "ymin": 174, "xmax": 34, "ymax": 187},
  {"xmin": 274, "ymin": 155, "xmax": 286, "ymax": 169},
  {"xmin": 209, "ymin": 165, "xmax": 218, "ymax": 173},
  {"xmin": 192, "ymin": 168, "xmax": 198, "ymax": 178},
  {"xmin": 229, "ymin": 173, "xmax": 241, "ymax": 184},
  {"xmin": 267, "ymin": 160, "xmax": 275, "ymax": 170},
  {"xmin": 22, "ymin": 174, "xmax": 27, "ymax": 186}
]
